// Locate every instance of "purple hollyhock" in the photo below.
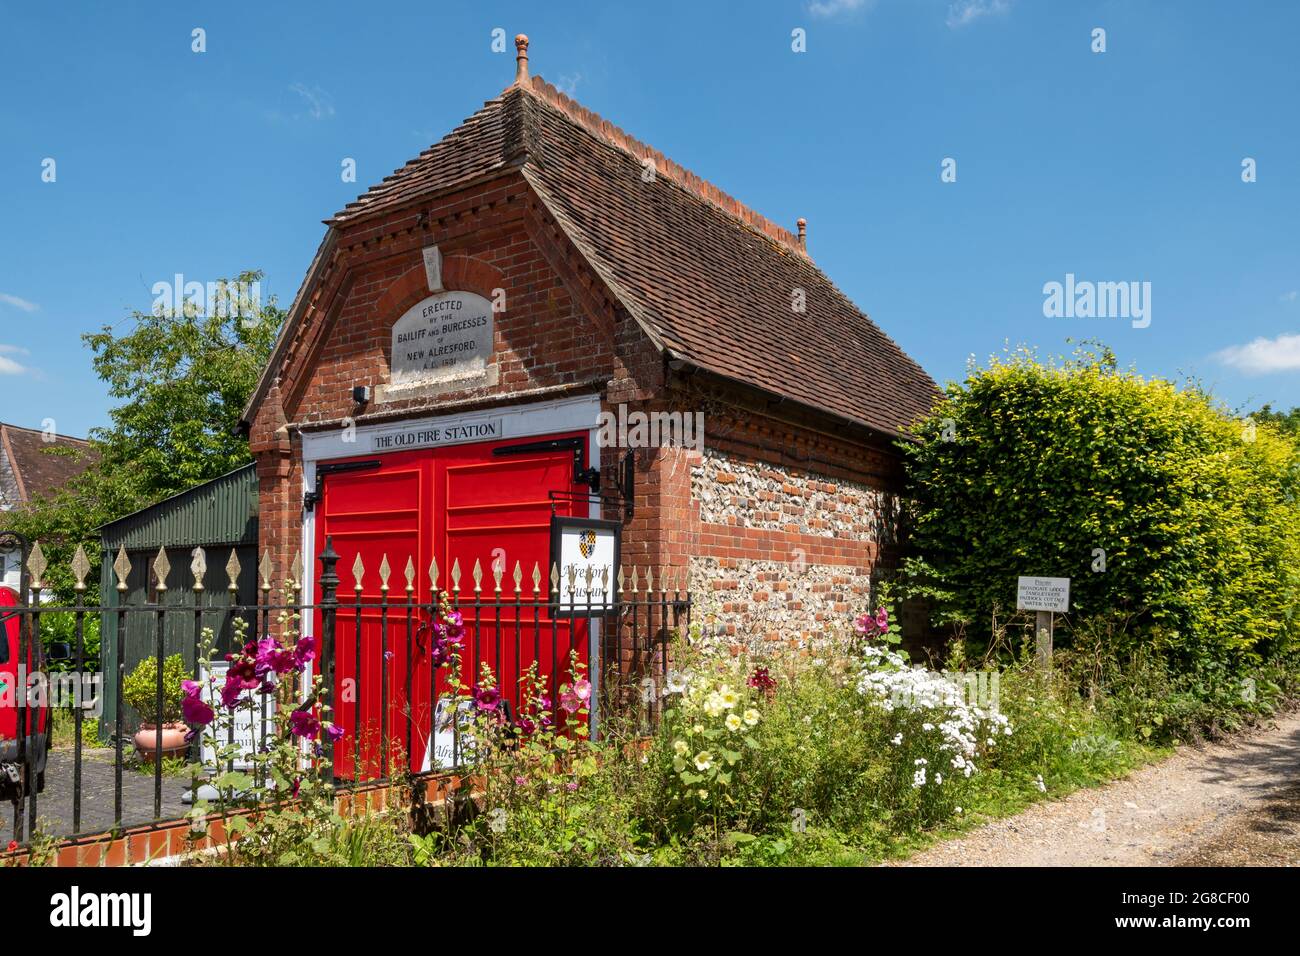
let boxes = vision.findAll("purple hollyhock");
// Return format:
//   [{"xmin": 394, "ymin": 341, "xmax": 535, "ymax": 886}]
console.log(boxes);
[
  {"xmin": 289, "ymin": 709, "xmax": 320, "ymax": 739},
  {"xmin": 473, "ymin": 685, "xmax": 500, "ymax": 712},
  {"xmin": 221, "ymin": 673, "xmax": 246, "ymax": 709},
  {"xmin": 254, "ymin": 636, "xmax": 297, "ymax": 679},
  {"xmin": 443, "ymin": 610, "xmax": 465, "ymax": 640},
  {"xmin": 324, "ymin": 722, "xmax": 345, "ymax": 742},
  {"xmin": 294, "ymin": 635, "xmax": 316, "ymax": 667}
]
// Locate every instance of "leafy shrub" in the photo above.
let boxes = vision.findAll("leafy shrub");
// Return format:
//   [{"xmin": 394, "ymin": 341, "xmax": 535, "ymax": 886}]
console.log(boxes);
[
  {"xmin": 122, "ymin": 653, "xmax": 187, "ymax": 724},
  {"xmin": 902, "ymin": 345, "xmax": 1300, "ymax": 668}
]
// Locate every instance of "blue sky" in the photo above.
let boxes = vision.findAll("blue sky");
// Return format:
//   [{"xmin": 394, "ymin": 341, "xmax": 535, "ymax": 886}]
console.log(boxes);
[{"xmin": 2, "ymin": 0, "xmax": 1297, "ymax": 438}]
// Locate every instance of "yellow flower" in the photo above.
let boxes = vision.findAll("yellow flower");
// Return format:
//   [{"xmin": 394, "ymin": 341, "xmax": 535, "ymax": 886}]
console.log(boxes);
[
  {"xmin": 725, "ymin": 713, "xmax": 742, "ymax": 731},
  {"xmin": 673, "ymin": 739, "xmax": 689, "ymax": 756},
  {"xmin": 694, "ymin": 751, "xmax": 713, "ymax": 771},
  {"xmin": 743, "ymin": 708, "xmax": 760, "ymax": 726}
]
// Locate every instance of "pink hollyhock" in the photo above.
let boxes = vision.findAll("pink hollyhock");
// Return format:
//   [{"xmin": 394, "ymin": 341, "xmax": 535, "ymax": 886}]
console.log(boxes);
[
  {"xmin": 573, "ymin": 678, "xmax": 592, "ymax": 702},
  {"xmin": 473, "ymin": 686, "xmax": 501, "ymax": 712},
  {"xmin": 324, "ymin": 723, "xmax": 345, "ymax": 742},
  {"xmin": 181, "ymin": 684, "xmax": 215, "ymax": 727}
]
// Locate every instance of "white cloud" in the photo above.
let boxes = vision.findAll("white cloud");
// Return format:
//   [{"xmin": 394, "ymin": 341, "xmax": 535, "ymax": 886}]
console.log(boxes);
[
  {"xmin": 808, "ymin": 0, "xmax": 874, "ymax": 18},
  {"xmin": 1214, "ymin": 332, "xmax": 1300, "ymax": 375},
  {"xmin": 288, "ymin": 83, "xmax": 335, "ymax": 120},
  {"xmin": 1280, "ymin": 290, "xmax": 1298, "ymax": 303},
  {"xmin": 556, "ymin": 72, "xmax": 583, "ymax": 96},
  {"xmin": 0, "ymin": 293, "xmax": 38, "ymax": 313},
  {"xmin": 946, "ymin": 0, "xmax": 1011, "ymax": 28},
  {"xmin": 0, "ymin": 345, "xmax": 31, "ymax": 375}
]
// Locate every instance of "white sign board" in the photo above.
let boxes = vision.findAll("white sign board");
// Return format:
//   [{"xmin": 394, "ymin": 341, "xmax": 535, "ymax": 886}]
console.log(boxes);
[
  {"xmin": 551, "ymin": 517, "xmax": 620, "ymax": 617},
  {"xmin": 199, "ymin": 662, "xmax": 277, "ymax": 771},
  {"xmin": 421, "ymin": 697, "xmax": 476, "ymax": 770},
  {"xmin": 1016, "ymin": 576, "xmax": 1070, "ymax": 613},
  {"xmin": 390, "ymin": 291, "xmax": 493, "ymax": 388},
  {"xmin": 372, "ymin": 417, "xmax": 503, "ymax": 453}
]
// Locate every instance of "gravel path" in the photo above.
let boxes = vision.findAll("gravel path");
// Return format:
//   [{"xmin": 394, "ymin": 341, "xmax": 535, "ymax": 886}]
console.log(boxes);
[{"xmin": 896, "ymin": 710, "xmax": 1300, "ymax": 866}]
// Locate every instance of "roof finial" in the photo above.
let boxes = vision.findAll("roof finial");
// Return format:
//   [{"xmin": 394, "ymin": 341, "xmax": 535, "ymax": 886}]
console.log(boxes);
[
  {"xmin": 514, "ymin": 34, "xmax": 530, "ymax": 85},
  {"xmin": 796, "ymin": 218, "xmax": 807, "ymax": 250}
]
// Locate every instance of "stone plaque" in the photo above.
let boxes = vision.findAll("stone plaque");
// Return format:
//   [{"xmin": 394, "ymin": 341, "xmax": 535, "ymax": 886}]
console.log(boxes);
[{"xmin": 390, "ymin": 291, "xmax": 494, "ymax": 388}]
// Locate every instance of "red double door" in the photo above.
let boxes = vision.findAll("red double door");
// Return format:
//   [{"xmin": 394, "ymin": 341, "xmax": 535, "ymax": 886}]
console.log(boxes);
[{"xmin": 312, "ymin": 431, "xmax": 591, "ymax": 780}]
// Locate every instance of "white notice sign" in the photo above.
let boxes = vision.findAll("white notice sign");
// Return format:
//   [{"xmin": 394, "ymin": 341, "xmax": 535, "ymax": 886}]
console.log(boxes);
[
  {"xmin": 389, "ymin": 290, "xmax": 494, "ymax": 388},
  {"xmin": 1016, "ymin": 576, "xmax": 1070, "ymax": 613},
  {"xmin": 421, "ymin": 698, "xmax": 476, "ymax": 770},
  {"xmin": 199, "ymin": 662, "xmax": 277, "ymax": 771}
]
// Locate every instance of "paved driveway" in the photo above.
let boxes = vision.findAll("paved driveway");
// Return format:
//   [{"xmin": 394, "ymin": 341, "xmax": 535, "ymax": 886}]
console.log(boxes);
[{"xmin": 2, "ymin": 748, "xmax": 190, "ymax": 843}]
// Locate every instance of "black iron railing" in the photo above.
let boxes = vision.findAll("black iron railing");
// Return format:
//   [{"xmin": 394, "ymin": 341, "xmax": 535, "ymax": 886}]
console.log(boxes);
[{"xmin": 0, "ymin": 536, "xmax": 690, "ymax": 849}]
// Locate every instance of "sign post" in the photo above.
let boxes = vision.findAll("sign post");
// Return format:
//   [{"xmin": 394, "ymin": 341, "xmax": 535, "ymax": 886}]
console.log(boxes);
[{"xmin": 1016, "ymin": 576, "xmax": 1070, "ymax": 668}]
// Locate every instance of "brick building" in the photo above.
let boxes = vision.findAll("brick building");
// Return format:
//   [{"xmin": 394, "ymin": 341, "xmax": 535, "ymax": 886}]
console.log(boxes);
[{"xmin": 241, "ymin": 36, "xmax": 937, "ymax": 658}]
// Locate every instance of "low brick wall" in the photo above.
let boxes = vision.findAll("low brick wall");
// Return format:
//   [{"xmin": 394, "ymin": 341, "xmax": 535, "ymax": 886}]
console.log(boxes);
[{"xmin": 1, "ymin": 777, "xmax": 440, "ymax": 867}]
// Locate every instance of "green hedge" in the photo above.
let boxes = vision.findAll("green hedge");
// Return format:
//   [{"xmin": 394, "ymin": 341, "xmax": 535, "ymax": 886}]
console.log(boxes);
[{"xmin": 901, "ymin": 346, "xmax": 1300, "ymax": 667}]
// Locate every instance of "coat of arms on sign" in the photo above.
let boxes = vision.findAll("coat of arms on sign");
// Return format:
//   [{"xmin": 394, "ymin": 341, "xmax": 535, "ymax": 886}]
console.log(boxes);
[{"xmin": 579, "ymin": 529, "xmax": 596, "ymax": 558}]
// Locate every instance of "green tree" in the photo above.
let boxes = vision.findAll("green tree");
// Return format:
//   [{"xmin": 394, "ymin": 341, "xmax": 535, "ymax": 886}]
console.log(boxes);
[
  {"xmin": 901, "ymin": 345, "xmax": 1300, "ymax": 668},
  {"xmin": 8, "ymin": 271, "xmax": 283, "ymax": 599},
  {"xmin": 1253, "ymin": 404, "xmax": 1300, "ymax": 438}
]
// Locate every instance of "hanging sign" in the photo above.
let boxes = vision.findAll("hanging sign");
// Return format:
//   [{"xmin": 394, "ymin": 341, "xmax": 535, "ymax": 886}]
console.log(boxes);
[
  {"xmin": 549, "ymin": 516, "xmax": 620, "ymax": 617},
  {"xmin": 1016, "ymin": 576, "xmax": 1070, "ymax": 613}
]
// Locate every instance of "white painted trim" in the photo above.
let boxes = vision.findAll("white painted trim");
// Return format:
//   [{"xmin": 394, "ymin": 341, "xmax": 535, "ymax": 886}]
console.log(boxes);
[{"xmin": 298, "ymin": 393, "xmax": 603, "ymax": 639}]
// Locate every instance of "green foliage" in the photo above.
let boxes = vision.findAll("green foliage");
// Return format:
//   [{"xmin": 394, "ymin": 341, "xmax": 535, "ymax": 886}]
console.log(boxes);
[
  {"xmin": 49, "ymin": 709, "xmax": 101, "ymax": 751},
  {"xmin": 1253, "ymin": 404, "xmax": 1300, "ymax": 438},
  {"xmin": 901, "ymin": 345, "xmax": 1300, "ymax": 667},
  {"xmin": 6, "ymin": 272, "xmax": 283, "ymax": 601},
  {"xmin": 39, "ymin": 612, "xmax": 101, "ymax": 672},
  {"xmin": 121, "ymin": 653, "xmax": 186, "ymax": 724}
]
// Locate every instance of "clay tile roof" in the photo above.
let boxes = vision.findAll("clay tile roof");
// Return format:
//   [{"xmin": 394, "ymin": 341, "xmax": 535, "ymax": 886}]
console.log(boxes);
[
  {"xmin": 0, "ymin": 423, "xmax": 96, "ymax": 506},
  {"xmin": 327, "ymin": 79, "xmax": 938, "ymax": 438}
]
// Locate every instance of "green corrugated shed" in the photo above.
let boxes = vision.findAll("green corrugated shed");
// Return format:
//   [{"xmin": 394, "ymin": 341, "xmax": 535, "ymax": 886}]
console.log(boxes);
[{"xmin": 98, "ymin": 464, "xmax": 260, "ymax": 737}]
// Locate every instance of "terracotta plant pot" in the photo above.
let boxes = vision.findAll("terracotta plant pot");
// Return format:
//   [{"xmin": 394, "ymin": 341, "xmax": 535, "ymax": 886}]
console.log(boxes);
[{"xmin": 133, "ymin": 721, "xmax": 190, "ymax": 763}]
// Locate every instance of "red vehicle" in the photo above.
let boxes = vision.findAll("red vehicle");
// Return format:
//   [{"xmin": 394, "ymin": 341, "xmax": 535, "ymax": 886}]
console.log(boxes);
[{"xmin": 0, "ymin": 585, "xmax": 48, "ymax": 796}]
